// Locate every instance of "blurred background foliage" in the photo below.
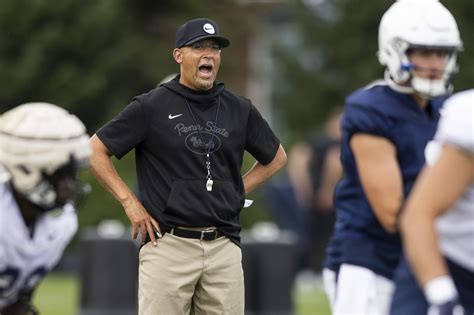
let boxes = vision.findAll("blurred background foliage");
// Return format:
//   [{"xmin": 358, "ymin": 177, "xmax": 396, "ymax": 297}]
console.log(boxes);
[
  {"xmin": 0, "ymin": 0, "xmax": 255, "ymax": 130},
  {"xmin": 273, "ymin": 0, "xmax": 473, "ymax": 142},
  {"xmin": 0, "ymin": 0, "xmax": 472, "ymax": 230}
]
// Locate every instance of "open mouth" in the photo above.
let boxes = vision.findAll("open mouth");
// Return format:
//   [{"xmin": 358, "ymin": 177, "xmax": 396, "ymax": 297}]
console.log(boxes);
[{"xmin": 198, "ymin": 64, "xmax": 214, "ymax": 78}]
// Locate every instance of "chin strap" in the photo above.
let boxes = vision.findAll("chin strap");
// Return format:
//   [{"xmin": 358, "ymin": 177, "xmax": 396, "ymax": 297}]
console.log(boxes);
[
  {"xmin": 26, "ymin": 179, "xmax": 57, "ymax": 211},
  {"xmin": 384, "ymin": 70, "xmax": 414, "ymax": 94},
  {"xmin": 384, "ymin": 69, "xmax": 451, "ymax": 99},
  {"xmin": 411, "ymin": 76, "xmax": 452, "ymax": 99}
]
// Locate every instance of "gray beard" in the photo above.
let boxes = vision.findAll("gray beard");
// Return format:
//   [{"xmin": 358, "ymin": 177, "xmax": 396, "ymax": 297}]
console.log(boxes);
[{"xmin": 195, "ymin": 77, "xmax": 214, "ymax": 91}]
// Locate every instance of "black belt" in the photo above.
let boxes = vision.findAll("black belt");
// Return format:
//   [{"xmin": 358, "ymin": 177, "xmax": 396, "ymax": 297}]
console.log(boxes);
[{"xmin": 163, "ymin": 227, "xmax": 224, "ymax": 241}]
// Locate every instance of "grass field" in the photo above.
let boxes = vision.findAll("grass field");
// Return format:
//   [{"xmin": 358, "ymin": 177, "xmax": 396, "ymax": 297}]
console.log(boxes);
[
  {"xmin": 34, "ymin": 273, "xmax": 331, "ymax": 315},
  {"xmin": 33, "ymin": 273, "xmax": 79, "ymax": 315}
]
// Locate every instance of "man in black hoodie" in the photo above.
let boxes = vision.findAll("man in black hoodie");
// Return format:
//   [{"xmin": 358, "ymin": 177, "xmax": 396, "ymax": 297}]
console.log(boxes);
[{"xmin": 89, "ymin": 18, "xmax": 287, "ymax": 315}]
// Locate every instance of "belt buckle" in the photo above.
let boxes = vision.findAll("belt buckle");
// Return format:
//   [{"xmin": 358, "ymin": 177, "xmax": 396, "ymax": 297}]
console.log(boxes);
[{"xmin": 200, "ymin": 228, "xmax": 217, "ymax": 241}]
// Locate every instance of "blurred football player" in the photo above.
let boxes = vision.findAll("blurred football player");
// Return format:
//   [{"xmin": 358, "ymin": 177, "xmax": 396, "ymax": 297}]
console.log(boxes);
[
  {"xmin": 398, "ymin": 90, "xmax": 473, "ymax": 315},
  {"xmin": 0, "ymin": 103, "xmax": 90, "ymax": 315},
  {"xmin": 322, "ymin": 0, "xmax": 463, "ymax": 314}
]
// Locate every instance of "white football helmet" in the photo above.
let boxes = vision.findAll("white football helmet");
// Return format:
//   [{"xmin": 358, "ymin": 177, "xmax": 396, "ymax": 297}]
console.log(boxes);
[
  {"xmin": 378, "ymin": 0, "xmax": 463, "ymax": 98},
  {"xmin": 0, "ymin": 103, "xmax": 91, "ymax": 210}
]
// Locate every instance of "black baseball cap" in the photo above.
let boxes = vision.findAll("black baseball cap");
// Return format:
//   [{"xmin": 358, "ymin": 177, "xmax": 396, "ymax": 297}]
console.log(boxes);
[{"xmin": 175, "ymin": 18, "xmax": 230, "ymax": 49}]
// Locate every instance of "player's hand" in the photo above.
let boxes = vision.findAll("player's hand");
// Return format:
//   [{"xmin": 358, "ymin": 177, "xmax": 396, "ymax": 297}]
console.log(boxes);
[
  {"xmin": 122, "ymin": 197, "xmax": 161, "ymax": 246},
  {"xmin": 428, "ymin": 298, "xmax": 465, "ymax": 315}
]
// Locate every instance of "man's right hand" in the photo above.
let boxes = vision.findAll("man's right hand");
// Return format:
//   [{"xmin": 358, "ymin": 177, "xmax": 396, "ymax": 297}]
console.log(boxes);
[
  {"xmin": 89, "ymin": 135, "xmax": 161, "ymax": 246},
  {"xmin": 122, "ymin": 197, "xmax": 161, "ymax": 246}
]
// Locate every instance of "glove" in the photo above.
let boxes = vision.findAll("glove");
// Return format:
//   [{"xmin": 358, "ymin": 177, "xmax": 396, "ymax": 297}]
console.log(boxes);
[
  {"xmin": 425, "ymin": 276, "xmax": 464, "ymax": 315},
  {"xmin": 428, "ymin": 298, "xmax": 465, "ymax": 315}
]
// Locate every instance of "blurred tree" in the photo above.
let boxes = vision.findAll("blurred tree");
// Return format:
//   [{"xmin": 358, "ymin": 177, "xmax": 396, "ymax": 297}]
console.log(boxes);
[
  {"xmin": 0, "ymin": 0, "xmax": 255, "ymax": 131},
  {"xmin": 272, "ymin": 0, "xmax": 473, "ymax": 143}
]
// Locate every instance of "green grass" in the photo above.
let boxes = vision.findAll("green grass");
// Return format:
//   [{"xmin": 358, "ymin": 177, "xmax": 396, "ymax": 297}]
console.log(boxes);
[
  {"xmin": 294, "ymin": 286, "xmax": 331, "ymax": 315},
  {"xmin": 34, "ymin": 273, "xmax": 330, "ymax": 315},
  {"xmin": 33, "ymin": 273, "xmax": 79, "ymax": 315}
]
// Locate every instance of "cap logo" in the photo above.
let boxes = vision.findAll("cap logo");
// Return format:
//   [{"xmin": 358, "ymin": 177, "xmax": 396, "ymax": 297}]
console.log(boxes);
[{"xmin": 203, "ymin": 23, "xmax": 215, "ymax": 34}]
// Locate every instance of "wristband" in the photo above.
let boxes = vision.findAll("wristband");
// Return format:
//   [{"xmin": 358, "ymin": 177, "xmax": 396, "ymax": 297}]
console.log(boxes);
[{"xmin": 424, "ymin": 275, "xmax": 457, "ymax": 305}]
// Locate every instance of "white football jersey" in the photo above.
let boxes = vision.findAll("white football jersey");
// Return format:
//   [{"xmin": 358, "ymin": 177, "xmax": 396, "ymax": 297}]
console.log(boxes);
[
  {"xmin": 425, "ymin": 89, "xmax": 474, "ymax": 272},
  {"xmin": 0, "ymin": 181, "xmax": 78, "ymax": 309}
]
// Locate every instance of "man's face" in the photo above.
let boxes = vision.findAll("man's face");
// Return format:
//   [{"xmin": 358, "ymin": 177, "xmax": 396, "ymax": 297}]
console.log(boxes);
[
  {"xmin": 408, "ymin": 48, "xmax": 451, "ymax": 81},
  {"xmin": 173, "ymin": 39, "xmax": 221, "ymax": 91}
]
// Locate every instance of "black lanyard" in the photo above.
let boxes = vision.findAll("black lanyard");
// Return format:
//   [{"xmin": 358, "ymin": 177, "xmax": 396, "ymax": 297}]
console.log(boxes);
[{"xmin": 184, "ymin": 95, "xmax": 221, "ymax": 191}]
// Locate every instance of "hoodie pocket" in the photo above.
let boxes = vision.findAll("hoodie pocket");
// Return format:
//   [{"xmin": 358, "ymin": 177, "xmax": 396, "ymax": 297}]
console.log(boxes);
[{"xmin": 164, "ymin": 179, "xmax": 243, "ymax": 226}]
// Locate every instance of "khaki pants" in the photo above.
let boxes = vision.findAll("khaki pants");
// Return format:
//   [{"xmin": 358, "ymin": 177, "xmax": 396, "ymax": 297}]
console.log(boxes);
[{"xmin": 138, "ymin": 233, "xmax": 244, "ymax": 315}]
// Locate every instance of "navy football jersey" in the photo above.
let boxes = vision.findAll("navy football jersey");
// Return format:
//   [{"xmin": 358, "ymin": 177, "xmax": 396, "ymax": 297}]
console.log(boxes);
[{"xmin": 325, "ymin": 82, "xmax": 447, "ymax": 279}]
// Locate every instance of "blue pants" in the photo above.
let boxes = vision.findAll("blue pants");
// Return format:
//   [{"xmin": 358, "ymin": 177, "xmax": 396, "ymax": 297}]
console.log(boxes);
[
  {"xmin": 448, "ymin": 258, "xmax": 474, "ymax": 313},
  {"xmin": 391, "ymin": 255, "xmax": 474, "ymax": 314},
  {"xmin": 390, "ymin": 255, "xmax": 428, "ymax": 315}
]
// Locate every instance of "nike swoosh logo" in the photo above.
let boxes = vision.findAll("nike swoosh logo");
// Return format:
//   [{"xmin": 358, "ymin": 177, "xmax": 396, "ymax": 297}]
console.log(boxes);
[
  {"xmin": 168, "ymin": 114, "xmax": 183, "ymax": 119},
  {"xmin": 204, "ymin": 26, "xmax": 212, "ymax": 31}
]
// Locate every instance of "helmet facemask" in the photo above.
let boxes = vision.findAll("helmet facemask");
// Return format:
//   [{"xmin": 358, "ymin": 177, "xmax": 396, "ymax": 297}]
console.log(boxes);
[
  {"xmin": 384, "ymin": 40, "xmax": 460, "ymax": 99},
  {"xmin": 21, "ymin": 156, "xmax": 91, "ymax": 212}
]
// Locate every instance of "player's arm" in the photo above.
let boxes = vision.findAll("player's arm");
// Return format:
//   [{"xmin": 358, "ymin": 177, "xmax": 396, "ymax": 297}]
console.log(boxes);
[
  {"xmin": 400, "ymin": 144, "xmax": 474, "ymax": 307},
  {"xmin": 243, "ymin": 144, "xmax": 287, "ymax": 194},
  {"xmin": 89, "ymin": 134, "xmax": 159, "ymax": 245},
  {"xmin": 350, "ymin": 133, "xmax": 403, "ymax": 233}
]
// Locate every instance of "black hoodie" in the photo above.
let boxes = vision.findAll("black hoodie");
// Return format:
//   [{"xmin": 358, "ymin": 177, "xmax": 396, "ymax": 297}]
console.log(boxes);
[{"xmin": 97, "ymin": 77, "xmax": 280, "ymax": 244}]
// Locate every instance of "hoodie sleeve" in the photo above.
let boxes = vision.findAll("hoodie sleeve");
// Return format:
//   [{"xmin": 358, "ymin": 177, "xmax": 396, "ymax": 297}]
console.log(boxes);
[
  {"xmin": 96, "ymin": 99, "xmax": 149, "ymax": 159},
  {"xmin": 245, "ymin": 103, "xmax": 280, "ymax": 165}
]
